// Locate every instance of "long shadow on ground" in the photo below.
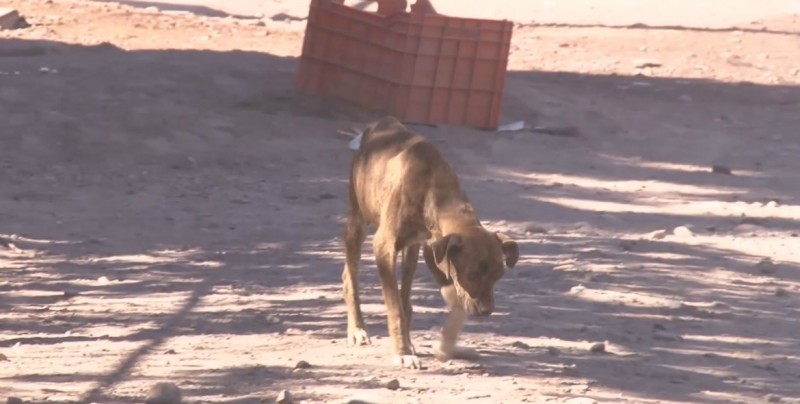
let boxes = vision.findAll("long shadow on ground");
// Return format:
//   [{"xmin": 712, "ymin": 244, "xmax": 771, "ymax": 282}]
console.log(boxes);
[{"xmin": 1, "ymin": 36, "xmax": 799, "ymax": 403}]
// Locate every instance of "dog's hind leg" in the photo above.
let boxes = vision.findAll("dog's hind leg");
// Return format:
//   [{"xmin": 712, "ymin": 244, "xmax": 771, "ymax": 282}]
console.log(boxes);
[
  {"xmin": 343, "ymin": 213, "xmax": 370, "ymax": 346},
  {"xmin": 400, "ymin": 244, "xmax": 420, "ymax": 354}
]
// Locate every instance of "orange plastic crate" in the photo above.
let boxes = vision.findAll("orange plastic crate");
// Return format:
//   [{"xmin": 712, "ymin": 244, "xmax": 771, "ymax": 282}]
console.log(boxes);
[{"xmin": 294, "ymin": 0, "xmax": 513, "ymax": 129}]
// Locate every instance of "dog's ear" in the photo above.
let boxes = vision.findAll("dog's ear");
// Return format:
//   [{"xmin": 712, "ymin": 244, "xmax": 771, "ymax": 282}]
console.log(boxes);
[
  {"xmin": 431, "ymin": 234, "xmax": 463, "ymax": 279},
  {"xmin": 494, "ymin": 232, "xmax": 519, "ymax": 269}
]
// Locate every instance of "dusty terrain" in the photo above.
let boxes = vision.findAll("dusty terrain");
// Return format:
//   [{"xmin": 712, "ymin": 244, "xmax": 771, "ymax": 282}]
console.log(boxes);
[{"xmin": 1, "ymin": 1, "xmax": 800, "ymax": 403}]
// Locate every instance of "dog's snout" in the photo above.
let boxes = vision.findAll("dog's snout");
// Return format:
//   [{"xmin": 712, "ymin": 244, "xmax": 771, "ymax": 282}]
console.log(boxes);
[
  {"xmin": 467, "ymin": 300, "xmax": 494, "ymax": 317},
  {"xmin": 477, "ymin": 304, "xmax": 493, "ymax": 317}
]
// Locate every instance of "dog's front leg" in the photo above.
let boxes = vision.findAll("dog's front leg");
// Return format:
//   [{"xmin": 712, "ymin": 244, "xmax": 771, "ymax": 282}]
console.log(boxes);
[
  {"xmin": 374, "ymin": 231, "xmax": 420, "ymax": 369},
  {"xmin": 434, "ymin": 284, "xmax": 480, "ymax": 362}
]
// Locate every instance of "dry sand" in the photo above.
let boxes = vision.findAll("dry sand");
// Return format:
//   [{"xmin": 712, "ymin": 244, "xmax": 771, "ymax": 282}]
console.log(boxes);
[{"xmin": 1, "ymin": 1, "xmax": 799, "ymax": 403}]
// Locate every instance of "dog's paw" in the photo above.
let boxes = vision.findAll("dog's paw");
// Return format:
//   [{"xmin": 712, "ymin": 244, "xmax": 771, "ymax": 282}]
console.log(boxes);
[
  {"xmin": 433, "ymin": 346, "xmax": 452, "ymax": 362},
  {"xmin": 347, "ymin": 327, "xmax": 371, "ymax": 346},
  {"xmin": 393, "ymin": 354, "xmax": 422, "ymax": 369},
  {"xmin": 434, "ymin": 346, "xmax": 480, "ymax": 362}
]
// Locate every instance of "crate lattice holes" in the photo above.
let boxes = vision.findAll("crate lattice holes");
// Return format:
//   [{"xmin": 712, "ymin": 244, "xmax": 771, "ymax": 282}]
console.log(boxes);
[{"xmin": 294, "ymin": 0, "xmax": 513, "ymax": 129}]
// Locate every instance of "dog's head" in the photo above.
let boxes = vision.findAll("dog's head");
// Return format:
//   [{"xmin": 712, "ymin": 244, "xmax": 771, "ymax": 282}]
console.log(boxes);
[{"xmin": 428, "ymin": 228, "xmax": 519, "ymax": 317}]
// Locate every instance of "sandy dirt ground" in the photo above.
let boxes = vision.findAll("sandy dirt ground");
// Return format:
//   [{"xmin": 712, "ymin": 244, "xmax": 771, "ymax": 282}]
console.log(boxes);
[{"xmin": 1, "ymin": 0, "xmax": 800, "ymax": 403}]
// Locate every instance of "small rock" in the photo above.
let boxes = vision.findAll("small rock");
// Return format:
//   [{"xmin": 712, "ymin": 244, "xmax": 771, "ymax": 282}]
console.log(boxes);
[
  {"xmin": 588, "ymin": 342, "xmax": 606, "ymax": 354},
  {"xmin": 711, "ymin": 165, "xmax": 733, "ymax": 175},
  {"xmin": 740, "ymin": 216, "xmax": 767, "ymax": 225},
  {"xmin": 294, "ymin": 360, "xmax": 311, "ymax": 369},
  {"xmin": 774, "ymin": 287, "xmax": 788, "ymax": 297},
  {"xmin": 164, "ymin": 349, "xmax": 177, "ymax": 355},
  {"xmin": 97, "ymin": 276, "xmax": 110, "ymax": 285},
  {"xmin": 569, "ymin": 284, "xmax": 586, "ymax": 294},
  {"xmin": 765, "ymin": 393, "xmax": 782, "ymax": 403},
  {"xmin": 276, "ymin": 390, "xmax": 293, "ymax": 404},
  {"xmin": 670, "ymin": 375, "xmax": 688, "ymax": 384},
  {"xmin": 634, "ymin": 59, "xmax": 662, "ymax": 68},
  {"xmin": 511, "ymin": 341, "xmax": 531, "ymax": 350},
  {"xmin": 566, "ymin": 384, "xmax": 591, "ymax": 394},
  {"xmin": 144, "ymin": 6, "xmax": 160, "ymax": 13},
  {"xmin": 265, "ymin": 314, "xmax": 282, "ymax": 324},
  {"xmin": 547, "ymin": 347, "xmax": 561, "ymax": 356},
  {"xmin": 765, "ymin": 200, "xmax": 779, "ymax": 208},
  {"xmin": 0, "ymin": 8, "xmax": 21, "ymax": 30},
  {"xmin": 145, "ymin": 382, "xmax": 182, "ymax": 404},
  {"xmin": 0, "ymin": 353, "xmax": 8, "ymax": 361},
  {"xmin": 0, "ymin": 237, "xmax": 22, "ymax": 252},
  {"xmin": 672, "ymin": 226, "xmax": 694, "ymax": 237},
  {"xmin": 756, "ymin": 362, "xmax": 778, "ymax": 372},
  {"xmin": 653, "ymin": 330, "xmax": 683, "ymax": 341},
  {"xmin": 756, "ymin": 258, "xmax": 777, "ymax": 274},
  {"xmin": 648, "ymin": 229, "xmax": 668, "ymax": 240},
  {"xmin": 386, "ymin": 379, "xmax": 400, "ymax": 390},
  {"xmin": 62, "ymin": 290, "xmax": 79, "ymax": 299},
  {"xmin": 525, "ymin": 223, "xmax": 549, "ymax": 234},
  {"xmin": 344, "ymin": 392, "xmax": 392, "ymax": 404},
  {"xmin": 7, "ymin": 398, "xmax": 23, "ymax": 404},
  {"xmin": 587, "ymin": 273, "xmax": 612, "ymax": 283},
  {"xmin": 735, "ymin": 223, "xmax": 763, "ymax": 234}
]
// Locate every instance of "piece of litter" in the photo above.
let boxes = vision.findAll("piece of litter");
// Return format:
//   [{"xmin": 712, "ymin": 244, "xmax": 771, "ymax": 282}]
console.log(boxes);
[
  {"xmin": 497, "ymin": 120, "xmax": 526, "ymax": 132},
  {"xmin": 349, "ymin": 133, "xmax": 363, "ymax": 151}
]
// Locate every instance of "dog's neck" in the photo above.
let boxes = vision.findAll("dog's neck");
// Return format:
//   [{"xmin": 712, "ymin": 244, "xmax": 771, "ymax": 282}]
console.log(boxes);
[
  {"xmin": 427, "ymin": 189, "xmax": 481, "ymax": 236},
  {"xmin": 437, "ymin": 203, "xmax": 480, "ymax": 235}
]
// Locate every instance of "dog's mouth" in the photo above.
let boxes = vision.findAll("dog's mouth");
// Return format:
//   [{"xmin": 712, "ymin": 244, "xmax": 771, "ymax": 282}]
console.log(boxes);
[
  {"xmin": 453, "ymin": 283, "xmax": 494, "ymax": 317},
  {"xmin": 465, "ymin": 300, "xmax": 494, "ymax": 317}
]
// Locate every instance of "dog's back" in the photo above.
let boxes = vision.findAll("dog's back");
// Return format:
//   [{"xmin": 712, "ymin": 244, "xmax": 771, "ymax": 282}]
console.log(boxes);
[{"xmin": 349, "ymin": 116, "xmax": 461, "ymax": 228}]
